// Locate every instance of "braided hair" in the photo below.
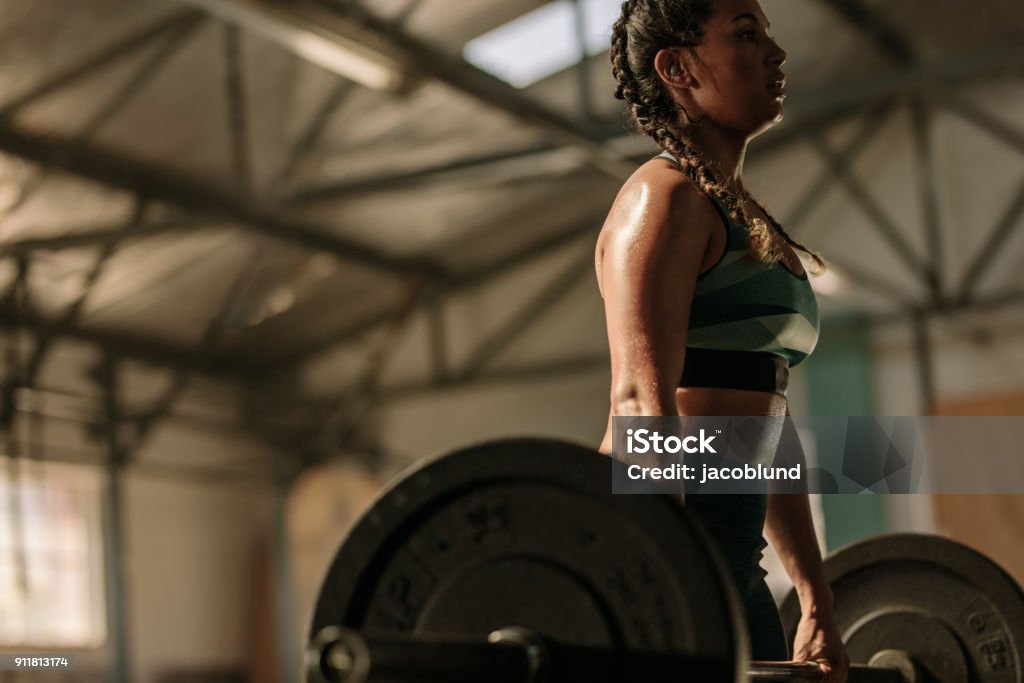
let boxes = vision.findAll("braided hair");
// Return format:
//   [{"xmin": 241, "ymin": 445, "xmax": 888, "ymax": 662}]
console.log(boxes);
[{"xmin": 610, "ymin": 0, "xmax": 825, "ymax": 274}]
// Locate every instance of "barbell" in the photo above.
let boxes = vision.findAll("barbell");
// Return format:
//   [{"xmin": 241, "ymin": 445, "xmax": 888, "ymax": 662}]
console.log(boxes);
[{"xmin": 305, "ymin": 438, "xmax": 1024, "ymax": 683}]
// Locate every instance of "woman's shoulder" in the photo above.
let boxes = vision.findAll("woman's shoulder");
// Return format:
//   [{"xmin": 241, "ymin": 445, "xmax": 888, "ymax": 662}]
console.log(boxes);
[{"xmin": 602, "ymin": 157, "xmax": 721, "ymax": 241}]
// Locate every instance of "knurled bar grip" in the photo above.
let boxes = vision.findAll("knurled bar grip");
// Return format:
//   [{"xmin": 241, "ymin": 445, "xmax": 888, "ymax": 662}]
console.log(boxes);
[
  {"xmin": 307, "ymin": 627, "xmax": 903, "ymax": 682},
  {"xmin": 749, "ymin": 661, "xmax": 904, "ymax": 682}
]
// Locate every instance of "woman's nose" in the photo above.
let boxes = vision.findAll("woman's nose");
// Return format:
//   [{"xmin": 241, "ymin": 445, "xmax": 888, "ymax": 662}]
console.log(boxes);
[{"xmin": 768, "ymin": 39, "xmax": 787, "ymax": 66}]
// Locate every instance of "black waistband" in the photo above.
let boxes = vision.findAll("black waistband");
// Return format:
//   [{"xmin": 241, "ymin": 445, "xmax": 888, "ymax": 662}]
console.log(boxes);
[{"xmin": 679, "ymin": 348, "xmax": 789, "ymax": 396}]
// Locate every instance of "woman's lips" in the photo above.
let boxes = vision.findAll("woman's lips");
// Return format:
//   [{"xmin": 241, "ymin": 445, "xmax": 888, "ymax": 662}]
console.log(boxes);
[{"xmin": 767, "ymin": 78, "xmax": 786, "ymax": 98}]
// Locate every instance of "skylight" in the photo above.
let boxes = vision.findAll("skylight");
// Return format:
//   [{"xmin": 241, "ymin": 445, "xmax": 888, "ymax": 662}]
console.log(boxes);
[{"xmin": 464, "ymin": 0, "xmax": 623, "ymax": 88}]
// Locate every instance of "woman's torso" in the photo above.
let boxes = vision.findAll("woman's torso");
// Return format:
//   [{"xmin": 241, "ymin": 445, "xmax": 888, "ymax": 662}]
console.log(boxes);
[{"xmin": 597, "ymin": 157, "xmax": 807, "ymax": 452}]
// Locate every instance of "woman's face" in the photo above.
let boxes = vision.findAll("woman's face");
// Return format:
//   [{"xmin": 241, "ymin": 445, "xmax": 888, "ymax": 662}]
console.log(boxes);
[{"xmin": 681, "ymin": 0, "xmax": 788, "ymax": 136}]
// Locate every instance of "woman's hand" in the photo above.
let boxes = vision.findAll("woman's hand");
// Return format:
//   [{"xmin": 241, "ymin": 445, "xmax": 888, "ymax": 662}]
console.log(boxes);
[{"xmin": 791, "ymin": 603, "xmax": 849, "ymax": 683}]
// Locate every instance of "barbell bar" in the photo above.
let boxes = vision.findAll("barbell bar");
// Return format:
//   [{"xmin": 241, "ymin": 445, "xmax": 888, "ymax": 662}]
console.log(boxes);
[{"xmin": 307, "ymin": 626, "xmax": 909, "ymax": 682}]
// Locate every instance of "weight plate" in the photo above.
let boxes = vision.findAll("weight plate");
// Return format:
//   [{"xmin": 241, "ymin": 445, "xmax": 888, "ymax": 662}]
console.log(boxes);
[
  {"xmin": 780, "ymin": 534, "xmax": 1024, "ymax": 683},
  {"xmin": 310, "ymin": 438, "xmax": 747, "ymax": 682}
]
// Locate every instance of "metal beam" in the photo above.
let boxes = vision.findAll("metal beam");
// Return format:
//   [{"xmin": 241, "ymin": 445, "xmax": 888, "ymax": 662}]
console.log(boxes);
[
  {"xmin": 204, "ymin": 3, "xmax": 1021, "ymax": 200},
  {"xmin": 808, "ymin": 132, "xmax": 932, "ymax": 283},
  {"xmin": 957, "ymin": 177, "xmax": 1024, "ymax": 303},
  {"xmin": 377, "ymin": 354, "xmax": 610, "ymax": 402},
  {"xmin": 325, "ymin": 4, "xmax": 1014, "ymax": 174},
  {"xmin": 0, "ymin": 219, "xmax": 203, "ymax": 255},
  {"xmin": 267, "ymin": 80, "xmax": 355, "ymax": 195},
  {"xmin": 329, "ymin": 1, "xmax": 632, "ymax": 178},
  {"xmin": 784, "ymin": 100, "xmax": 897, "ymax": 235},
  {"xmin": 266, "ymin": 0, "xmax": 425, "ymax": 196},
  {"xmin": 0, "ymin": 123, "xmax": 447, "ymax": 280},
  {"xmin": 571, "ymin": 0, "xmax": 595, "ymax": 122},
  {"xmin": 284, "ymin": 37, "xmax": 1024, "ymax": 206},
  {"xmin": 909, "ymin": 99, "xmax": 944, "ymax": 300},
  {"xmin": 427, "ymin": 298, "xmax": 448, "ymax": 384},
  {"xmin": 179, "ymin": 0, "xmax": 412, "ymax": 91},
  {"xmin": 223, "ymin": 24, "xmax": 252, "ymax": 194},
  {"xmin": 129, "ymin": 244, "xmax": 270, "ymax": 449},
  {"xmin": 15, "ymin": 384, "xmax": 252, "ymax": 441},
  {"xmin": 283, "ymin": 108, "xmax": 882, "ymax": 208},
  {"xmin": 1, "ymin": 258, "xmax": 30, "ymax": 429},
  {"xmin": 0, "ymin": 302, "xmax": 262, "ymax": 378},
  {"xmin": 0, "ymin": 10, "xmax": 204, "ymax": 117},
  {"xmin": 316, "ymin": 280, "xmax": 427, "ymax": 453},
  {"xmin": 376, "ymin": 287, "xmax": 1024, "ymax": 402},
  {"xmin": 23, "ymin": 241, "xmax": 119, "ymax": 384},
  {"xmin": 819, "ymin": 254, "xmax": 919, "ymax": 305},
  {"xmin": 268, "ymin": 202, "xmax": 916, "ymax": 377},
  {"xmin": 284, "ymin": 143, "xmax": 557, "ymax": 205},
  {"xmin": 781, "ymin": 44, "xmax": 1024, "ymax": 123},
  {"xmin": 933, "ymin": 90, "xmax": 1024, "ymax": 156},
  {"xmin": 192, "ymin": 0, "xmax": 637, "ymax": 179},
  {"xmin": 910, "ymin": 310, "xmax": 936, "ymax": 414},
  {"xmin": 455, "ymin": 248, "xmax": 594, "ymax": 381},
  {"xmin": 277, "ymin": 37, "xmax": 1024, "ymax": 208},
  {"xmin": 816, "ymin": 0, "xmax": 915, "ymax": 65},
  {"xmin": 267, "ymin": 217, "xmax": 601, "ymax": 367},
  {"xmin": 1, "ymin": 15, "xmax": 204, "ymax": 220},
  {"xmin": 83, "ymin": 15, "xmax": 205, "ymax": 137}
]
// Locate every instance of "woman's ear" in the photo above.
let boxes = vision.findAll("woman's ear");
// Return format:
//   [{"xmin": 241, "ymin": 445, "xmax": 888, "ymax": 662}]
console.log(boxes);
[{"xmin": 654, "ymin": 47, "xmax": 697, "ymax": 90}]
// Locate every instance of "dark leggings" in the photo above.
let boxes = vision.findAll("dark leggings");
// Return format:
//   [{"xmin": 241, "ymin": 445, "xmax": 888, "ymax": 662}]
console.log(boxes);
[{"xmin": 684, "ymin": 493, "xmax": 790, "ymax": 661}]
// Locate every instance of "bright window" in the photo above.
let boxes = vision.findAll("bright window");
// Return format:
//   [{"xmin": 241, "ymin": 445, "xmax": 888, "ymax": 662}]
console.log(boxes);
[
  {"xmin": 0, "ymin": 458, "xmax": 106, "ymax": 647},
  {"xmin": 463, "ymin": 0, "xmax": 623, "ymax": 88}
]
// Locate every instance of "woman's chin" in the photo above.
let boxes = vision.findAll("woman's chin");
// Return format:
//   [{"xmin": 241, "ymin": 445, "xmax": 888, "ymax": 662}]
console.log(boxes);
[{"xmin": 749, "ymin": 109, "xmax": 784, "ymax": 138}]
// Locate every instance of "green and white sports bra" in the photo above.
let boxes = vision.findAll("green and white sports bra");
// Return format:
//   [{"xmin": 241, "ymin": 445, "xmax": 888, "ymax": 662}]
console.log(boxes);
[{"xmin": 659, "ymin": 152, "xmax": 821, "ymax": 368}]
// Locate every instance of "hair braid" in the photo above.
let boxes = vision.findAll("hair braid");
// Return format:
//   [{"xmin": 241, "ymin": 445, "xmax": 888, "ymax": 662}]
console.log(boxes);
[
  {"xmin": 610, "ymin": 0, "xmax": 825, "ymax": 274},
  {"xmin": 747, "ymin": 196, "xmax": 826, "ymax": 275},
  {"xmin": 611, "ymin": 2, "xmax": 734, "ymax": 213}
]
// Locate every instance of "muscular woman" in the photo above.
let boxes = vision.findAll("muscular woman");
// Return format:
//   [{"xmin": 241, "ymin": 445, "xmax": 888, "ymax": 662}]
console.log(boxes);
[{"xmin": 595, "ymin": 1, "xmax": 849, "ymax": 680}]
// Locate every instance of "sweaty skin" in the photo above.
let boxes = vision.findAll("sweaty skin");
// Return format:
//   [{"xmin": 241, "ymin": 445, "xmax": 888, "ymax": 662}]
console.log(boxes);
[{"xmin": 597, "ymin": 1, "xmax": 849, "ymax": 680}]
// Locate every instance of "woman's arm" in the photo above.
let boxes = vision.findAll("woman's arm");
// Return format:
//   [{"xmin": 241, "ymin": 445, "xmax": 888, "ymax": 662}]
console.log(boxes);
[
  {"xmin": 598, "ymin": 163, "xmax": 716, "ymax": 419},
  {"xmin": 764, "ymin": 411, "xmax": 831, "ymax": 605},
  {"xmin": 765, "ymin": 410, "xmax": 849, "ymax": 681}
]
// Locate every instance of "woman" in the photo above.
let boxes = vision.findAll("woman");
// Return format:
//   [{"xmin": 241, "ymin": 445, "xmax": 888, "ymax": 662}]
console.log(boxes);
[{"xmin": 595, "ymin": 0, "xmax": 849, "ymax": 680}]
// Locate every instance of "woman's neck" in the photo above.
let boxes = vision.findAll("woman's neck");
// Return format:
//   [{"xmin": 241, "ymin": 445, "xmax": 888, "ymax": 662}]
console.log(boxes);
[{"xmin": 686, "ymin": 124, "xmax": 750, "ymax": 195}]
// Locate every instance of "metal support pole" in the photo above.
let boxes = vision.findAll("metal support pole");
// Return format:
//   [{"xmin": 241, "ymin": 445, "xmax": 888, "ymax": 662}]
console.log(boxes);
[
  {"xmin": 2, "ymin": 257, "xmax": 29, "ymax": 632},
  {"xmin": 910, "ymin": 310, "xmax": 936, "ymax": 414},
  {"xmin": 96, "ymin": 356, "xmax": 131, "ymax": 683},
  {"xmin": 103, "ymin": 452, "xmax": 129, "ymax": 683},
  {"xmin": 571, "ymin": 0, "xmax": 594, "ymax": 123},
  {"xmin": 273, "ymin": 478, "xmax": 299, "ymax": 683}
]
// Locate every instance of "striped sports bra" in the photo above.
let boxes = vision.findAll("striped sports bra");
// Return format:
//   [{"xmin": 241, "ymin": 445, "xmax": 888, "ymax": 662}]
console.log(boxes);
[{"xmin": 659, "ymin": 153, "xmax": 821, "ymax": 369}]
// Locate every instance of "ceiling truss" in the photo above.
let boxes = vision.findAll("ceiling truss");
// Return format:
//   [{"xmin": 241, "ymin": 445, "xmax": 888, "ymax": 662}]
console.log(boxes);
[{"xmin": 0, "ymin": 0, "xmax": 1022, "ymax": 458}]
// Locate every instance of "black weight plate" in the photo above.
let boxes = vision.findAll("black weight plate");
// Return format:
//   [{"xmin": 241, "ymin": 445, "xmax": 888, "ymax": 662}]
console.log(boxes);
[
  {"xmin": 311, "ymin": 438, "xmax": 746, "ymax": 682},
  {"xmin": 780, "ymin": 534, "xmax": 1024, "ymax": 683}
]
